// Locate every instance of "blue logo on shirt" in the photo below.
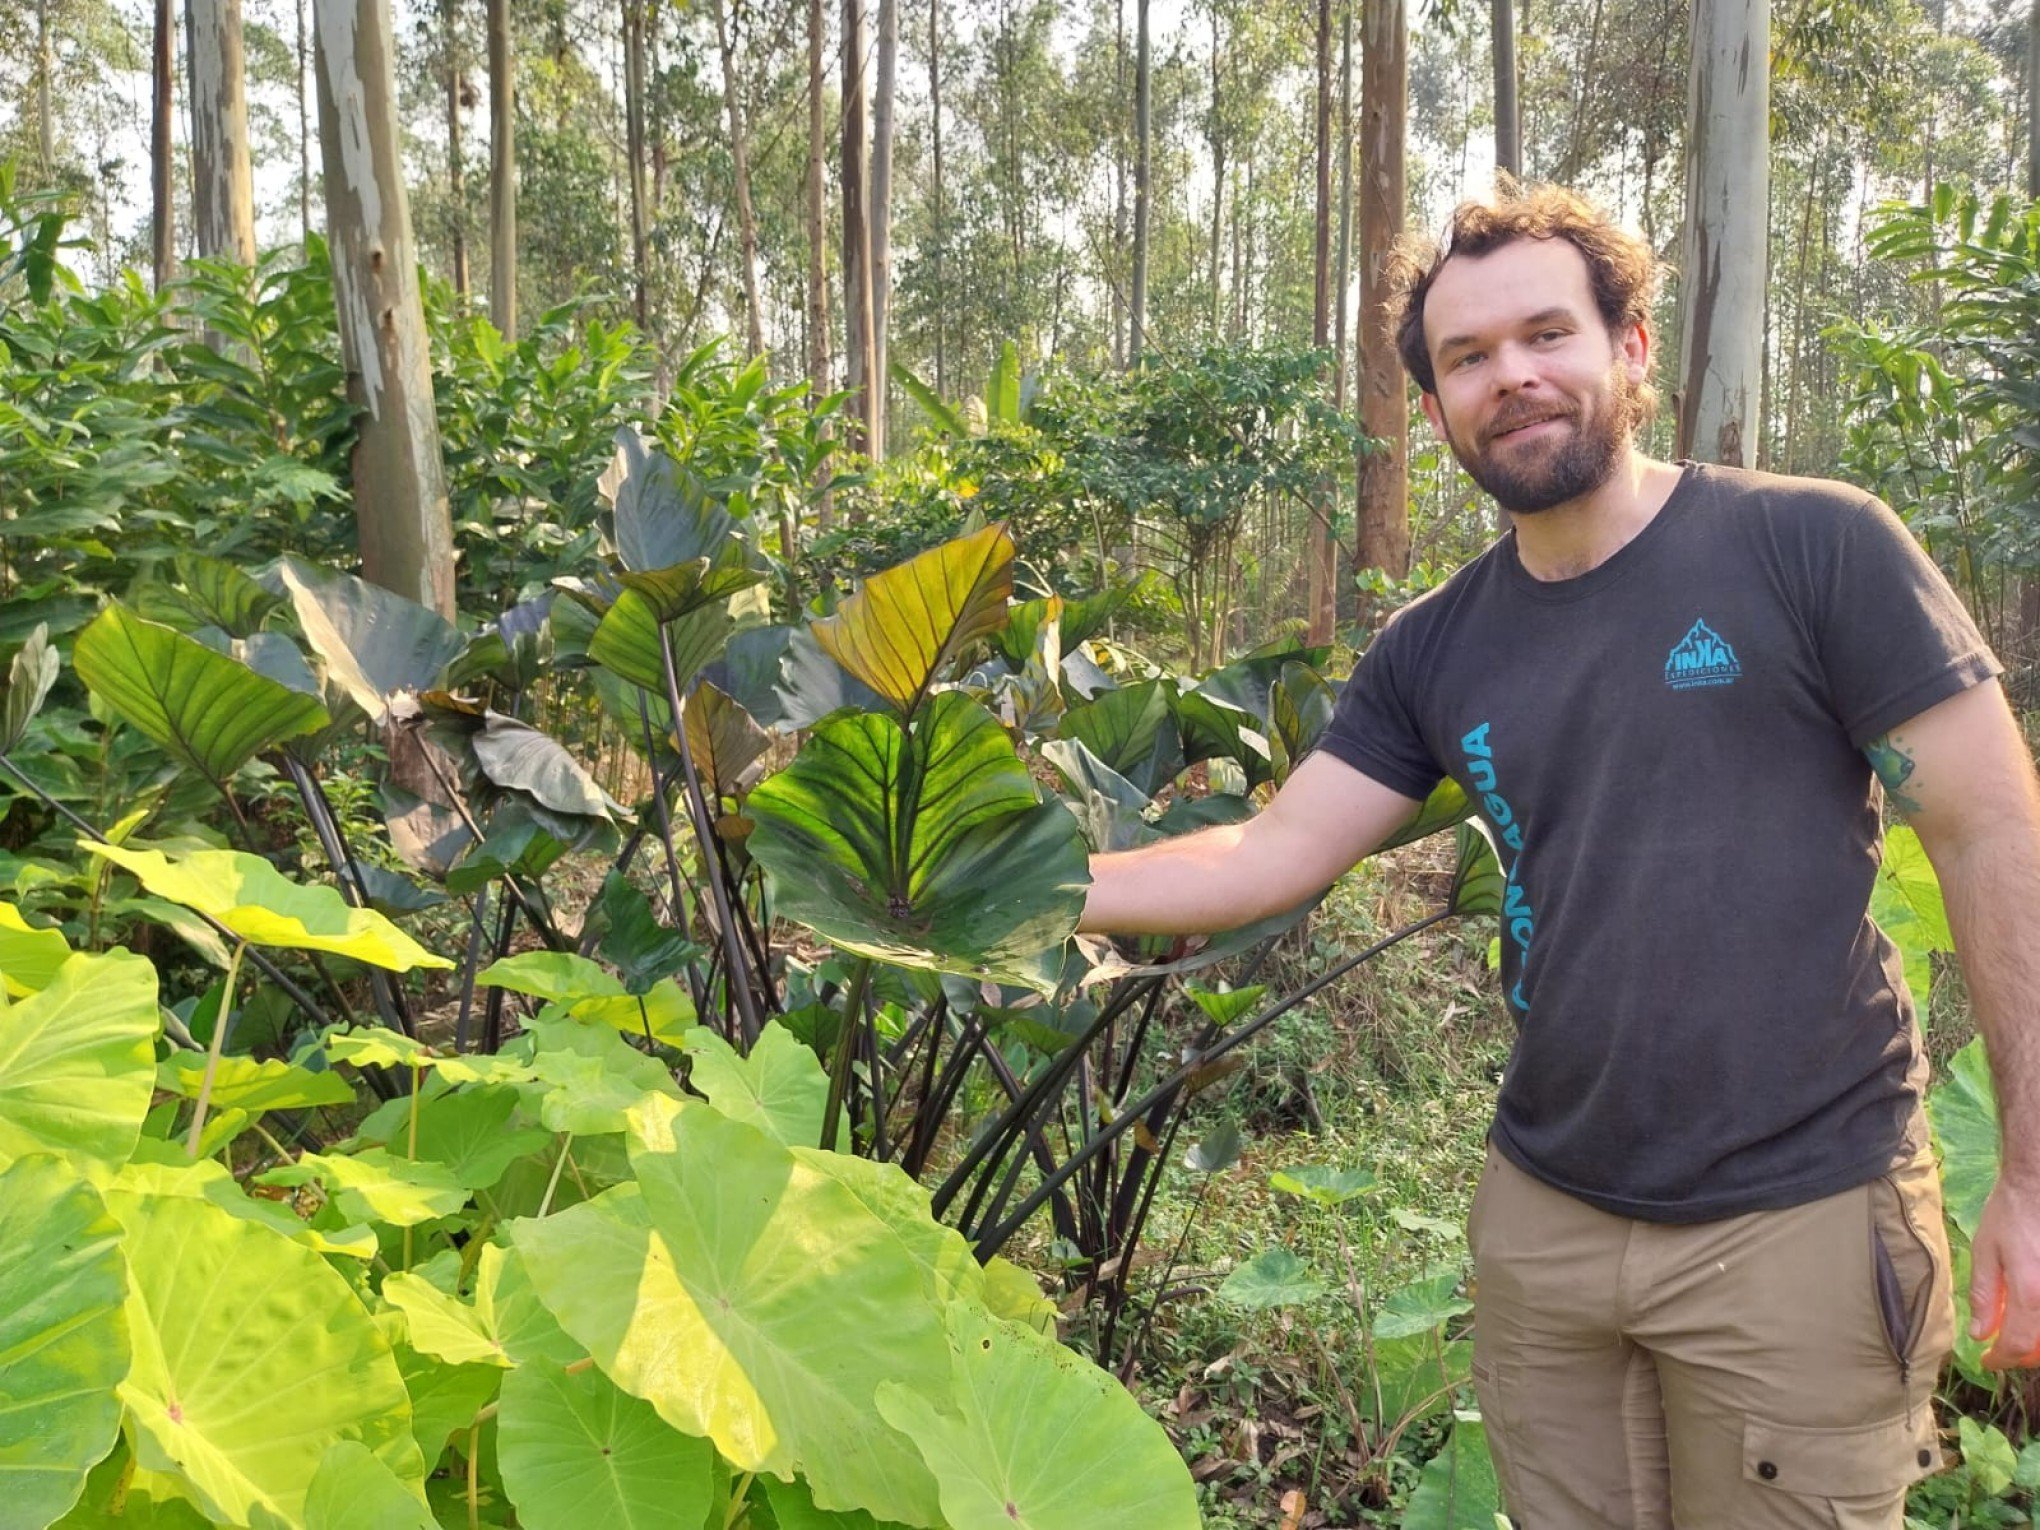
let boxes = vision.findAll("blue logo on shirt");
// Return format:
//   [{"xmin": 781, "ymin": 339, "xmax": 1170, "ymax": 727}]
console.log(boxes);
[{"xmin": 1665, "ymin": 619, "xmax": 1742, "ymax": 690}]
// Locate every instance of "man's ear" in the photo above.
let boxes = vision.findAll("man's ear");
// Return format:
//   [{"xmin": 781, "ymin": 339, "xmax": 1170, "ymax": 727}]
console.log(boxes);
[
  {"xmin": 1620, "ymin": 320, "xmax": 1651, "ymax": 384},
  {"xmin": 1419, "ymin": 390, "xmax": 1446, "ymax": 438}
]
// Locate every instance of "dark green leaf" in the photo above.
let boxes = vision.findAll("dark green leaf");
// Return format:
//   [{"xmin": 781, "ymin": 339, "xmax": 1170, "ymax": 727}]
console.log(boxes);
[{"xmin": 280, "ymin": 560, "xmax": 465, "ymax": 723}]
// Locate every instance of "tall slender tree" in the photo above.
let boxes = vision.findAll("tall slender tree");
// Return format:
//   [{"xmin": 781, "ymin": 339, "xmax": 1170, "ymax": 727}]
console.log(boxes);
[
  {"xmin": 622, "ymin": 0, "xmax": 650, "ymax": 330},
  {"xmin": 1493, "ymin": 0, "xmax": 1521, "ymax": 178},
  {"xmin": 312, "ymin": 0, "xmax": 458, "ymax": 618},
  {"xmin": 871, "ymin": 0, "xmax": 898, "ymax": 441},
  {"xmin": 153, "ymin": 0, "xmax": 176, "ymax": 289},
  {"xmin": 713, "ymin": 0, "xmax": 766, "ymax": 360},
  {"xmin": 36, "ymin": 0, "xmax": 56, "ymax": 175},
  {"xmin": 487, "ymin": 0, "xmax": 515, "ymax": 337},
  {"xmin": 443, "ymin": 0, "xmax": 469, "ymax": 298},
  {"xmin": 842, "ymin": 0, "xmax": 879, "ymax": 459},
  {"xmin": 187, "ymin": 0, "xmax": 258, "ymax": 265},
  {"xmin": 928, "ymin": 0, "xmax": 947, "ymax": 395},
  {"xmin": 1130, "ymin": 0, "xmax": 1152, "ymax": 363},
  {"xmin": 296, "ymin": 0, "xmax": 312, "ymax": 240},
  {"xmin": 1307, "ymin": 0, "xmax": 1337, "ymax": 641},
  {"xmin": 1356, "ymin": 0, "xmax": 1409, "ymax": 576},
  {"xmin": 1676, "ymin": 0, "xmax": 1769, "ymax": 466},
  {"xmin": 807, "ymin": 0, "xmax": 833, "ymax": 526}
]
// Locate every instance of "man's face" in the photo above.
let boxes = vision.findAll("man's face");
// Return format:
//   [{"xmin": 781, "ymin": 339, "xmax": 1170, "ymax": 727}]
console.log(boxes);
[{"xmin": 1418, "ymin": 237, "xmax": 1650, "ymax": 515}]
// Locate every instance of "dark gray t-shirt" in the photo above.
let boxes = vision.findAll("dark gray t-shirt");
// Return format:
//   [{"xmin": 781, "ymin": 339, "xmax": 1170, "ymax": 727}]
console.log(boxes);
[{"xmin": 1319, "ymin": 464, "xmax": 2001, "ymax": 1221}]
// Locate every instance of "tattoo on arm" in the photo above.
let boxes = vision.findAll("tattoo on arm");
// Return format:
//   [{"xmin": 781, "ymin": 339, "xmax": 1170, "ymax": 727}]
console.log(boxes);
[{"xmin": 1866, "ymin": 733, "xmax": 1924, "ymax": 816}]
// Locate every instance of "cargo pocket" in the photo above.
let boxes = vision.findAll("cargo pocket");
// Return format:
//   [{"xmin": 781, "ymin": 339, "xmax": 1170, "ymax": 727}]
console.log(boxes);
[
  {"xmin": 1470, "ymin": 1359, "xmax": 1520, "ymax": 1517},
  {"xmin": 1742, "ymin": 1411, "xmax": 1941, "ymax": 1527}
]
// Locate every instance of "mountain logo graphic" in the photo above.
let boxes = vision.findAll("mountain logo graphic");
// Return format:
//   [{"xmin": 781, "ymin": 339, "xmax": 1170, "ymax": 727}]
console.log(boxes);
[{"xmin": 1664, "ymin": 619, "xmax": 1742, "ymax": 690}]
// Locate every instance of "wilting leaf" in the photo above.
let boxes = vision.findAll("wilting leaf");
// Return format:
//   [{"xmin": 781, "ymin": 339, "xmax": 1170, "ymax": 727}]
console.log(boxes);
[
  {"xmin": 1, "ymin": 622, "xmax": 60, "ymax": 753},
  {"xmin": 683, "ymin": 680, "xmax": 770, "ymax": 800}
]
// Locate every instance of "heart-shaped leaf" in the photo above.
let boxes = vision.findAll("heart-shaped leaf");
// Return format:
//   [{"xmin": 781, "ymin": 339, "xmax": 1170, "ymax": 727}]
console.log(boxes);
[
  {"xmin": 1931, "ymin": 1036, "xmax": 1997, "ymax": 1240},
  {"xmin": 1055, "ymin": 680, "xmax": 1180, "ymax": 797},
  {"xmin": 497, "ymin": 1359, "xmax": 718, "ymax": 1530},
  {"xmin": 107, "ymin": 1186, "xmax": 423, "ymax": 1526},
  {"xmin": 84, "ymin": 842, "xmax": 453, "ymax": 970},
  {"xmin": 0, "ymin": 899, "xmax": 71, "ymax": 995},
  {"xmin": 280, "ymin": 561, "xmax": 467, "ymax": 724},
  {"xmin": 301, "ymin": 1441, "xmax": 435, "ymax": 1530},
  {"xmin": 1215, "ymin": 1247, "xmax": 1325, "ymax": 1310},
  {"xmin": 683, "ymin": 680, "xmax": 770, "ymax": 800},
  {"xmin": 810, "ymin": 523, "xmax": 1015, "ymax": 719},
  {"xmin": 511, "ymin": 1104, "xmax": 948, "ymax": 1526},
  {"xmin": 1, "ymin": 621, "xmax": 60, "ymax": 753},
  {"xmin": 600, "ymin": 429, "xmax": 737, "ymax": 575},
  {"xmin": 589, "ymin": 588, "xmax": 734, "ymax": 697},
  {"xmin": 1268, "ymin": 661, "xmax": 1335, "ymax": 784},
  {"xmin": 588, "ymin": 872, "xmax": 698, "ymax": 995},
  {"xmin": 157, "ymin": 1053, "xmax": 356, "ymax": 1112},
  {"xmin": 132, "ymin": 555, "xmax": 282, "ymax": 638},
  {"xmin": 681, "ymin": 1023, "xmax": 836, "ymax": 1149},
  {"xmin": 617, "ymin": 542, "xmax": 762, "ymax": 623},
  {"xmin": 73, "ymin": 606, "xmax": 330, "ymax": 789},
  {"xmin": 0, "ymin": 1156, "xmax": 129, "ymax": 1529},
  {"xmin": 0, "ymin": 950, "xmax": 158, "ymax": 1172},
  {"xmin": 873, "ymin": 1304, "xmax": 1201, "ymax": 1530},
  {"xmin": 746, "ymin": 692, "xmax": 1089, "ymax": 990}
]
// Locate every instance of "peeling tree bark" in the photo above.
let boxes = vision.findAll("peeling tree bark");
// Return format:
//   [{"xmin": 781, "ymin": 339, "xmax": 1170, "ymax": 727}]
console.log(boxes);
[
  {"xmin": 1356, "ymin": 0, "xmax": 1410, "ymax": 577},
  {"xmin": 842, "ymin": 0, "xmax": 879, "ymax": 462},
  {"xmin": 1307, "ymin": 0, "xmax": 1336, "ymax": 643},
  {"xmin": 871, "ymin": 0, "xmax": 897, "ymax": 444},
  {"xmin": 1675, "ymin": 0, "xmax": 1769, "ymax": 467},
  {"xmin": 187, "ymin": 0, "xmax": 258, "ymax": 265},
  {"xmin": 312, "ymin": 0, "xmax": 459, "ymax": 619},
  {"xmin": 443, "ymin": 0, "xmax": 468, "ymax": 299},
  {"xmin": 1493, "ymin": 0, "xmax": 1521, "ymax": 178}
]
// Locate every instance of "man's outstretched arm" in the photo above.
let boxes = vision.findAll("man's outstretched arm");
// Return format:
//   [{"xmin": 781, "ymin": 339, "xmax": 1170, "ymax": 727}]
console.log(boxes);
[
  {"xmin": 1079, "ymin": 751, "xmax": 1425, "ymax": 937},
  {"xmin": 1871, "ymin": 678, "xmax": 2040, "ymax": 1368}
]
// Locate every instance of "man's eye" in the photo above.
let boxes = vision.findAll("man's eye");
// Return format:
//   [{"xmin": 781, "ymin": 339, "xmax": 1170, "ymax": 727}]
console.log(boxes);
[
  {"xmin": 1451, "ymin": 352, "xmax": 1483, "ymax": 370},
  {"xmin": 1535, "ymin": 329, "xmax": 1567, "ymax": 343}
]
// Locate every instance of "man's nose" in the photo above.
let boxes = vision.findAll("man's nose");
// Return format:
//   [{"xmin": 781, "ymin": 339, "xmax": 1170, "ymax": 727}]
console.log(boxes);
[{"xmin": 1491, "ymin": 342, "xmax": 1542, "ymax": 394}]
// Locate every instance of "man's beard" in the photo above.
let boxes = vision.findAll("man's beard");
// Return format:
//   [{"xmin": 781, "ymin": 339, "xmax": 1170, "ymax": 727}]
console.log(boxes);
[{"xmin": 1444, "ymin": 369, "xmax": 1642, "ymax": 515}]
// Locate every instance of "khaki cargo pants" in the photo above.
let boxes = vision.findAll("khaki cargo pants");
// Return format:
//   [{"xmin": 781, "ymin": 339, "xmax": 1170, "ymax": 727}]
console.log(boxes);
[{"xmin": 1468, "ymin": 1142, "xmax": 1953, "ymax": 1527}]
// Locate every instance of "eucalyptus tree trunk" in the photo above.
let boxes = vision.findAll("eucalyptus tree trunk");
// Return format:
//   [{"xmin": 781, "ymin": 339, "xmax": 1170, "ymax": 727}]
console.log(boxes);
[
  {"xmin": 806, "ymin": 0, "xmax": 829, "ymax": 400},
  {"xmin": 1356, "ymin": 0, "xmax": 1409, "ymax": 576},
  {"xmin": 488, "ymin": 0, "xmax": 516, "ymax": 337},
  {"xmin": 1111, "ymin": 0, "xmax": 1127, "ymax": 366},
  {"xmin": 2023, "ymin": 0, "xmax": 2038, "ymax": 648},
  {"xmin": 1675, "ymin": 0, "xmax": 1769, "ymax": 467},
  {"xmin": 842, "ymin": 0, "xmax": 879, "ymax": 461},
  {"xmin": 1493, "ymin": 0, "xmax": 1521, "ymax": 178},
  {"xmin": 153, "ymin": 0, "xmax": 176, "ymax": 288},
  {"xmin": 1307, "ymin": 0, "xmax": 1336, "ymax": 642},
  {"xmin": 871, "ymin": 0, "xmax": 898, "ymax": 445},
  {"xmin": 1333, "ymin": 6, "xmax": 1352, "ymax": 409},
  {"xmin": 296, "ymin": 0, "xmax": 311, "ymax": 240},
  {"xmin": 712, "ymin": 0, "xmax": 766, "ymax": 361},
  {"xmin": 929, "ymin": 0, "xmax": 947, "ymax": 396},
  {"xmin": 622, "ymin": 0, "xmax": 650, "ymax": 330},
  {"xmin": 443, "ymin": 0, "xmax": 469, "ymax": 299},
  {"xmin": 36, "ymin": 0, "xmax": 55, "ymax": 175},
  {"xmin": 312, "ymin": 0, "xmax": 458, "ymax": 618},
  {"xmin": 1130, "ymin": 0, "xmax": 1151, "ymax": 365},
  {"xmin": 187, "ymin": 0, "xmax": 258, "ymax": 265},
  {"xmin": 1206, "ymin": 5, "xmax": 1224, "ymax": 340}
]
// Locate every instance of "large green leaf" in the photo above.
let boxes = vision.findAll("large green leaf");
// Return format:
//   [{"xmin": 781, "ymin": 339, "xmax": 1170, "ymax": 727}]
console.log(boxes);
[
  {"xmin": 280, "ymin": 560, "xmax": 466, "ymax": 723},
  {"xmin": 72, "ymin": 605, "xmax": 329, "ymax": 787},
  {"xmin": 472, "ymin": 713, "xmax": 622, "ymax": 822},
  {"xmin": 763, "ymin": 1475, "xmax": 917, "ymax": 1530},
  {"xmin": 157, "ymin": 1052, "xmax": 356, "ymax": 1112},
  {"xmin": 746, "ymin": 692, "xmax": 1089, "ymax": 990},
  {"xmin": 590, "ymin": 587, "xmax": 735, "ymax": 697},
  {"xmin": 810, "ymin": 523, "xmax": 1015, "ymax": 718},
  {"xmin": 1215, "ymin": 1248, "xmax": 1326, "ymax": 1310},
  {"xmin": 0, "ymin": 621, "xmax": 59, "ymax": 753},
  {"xmin": 402, "ymin": 1085, "xmax": 553, "ymax": 1191},
  {"xmin": 114, "ymin": 1156, "xmax": 379, "ymax": 1260},
  {"xmin": 873, "ymin": 1303, "xmax": 1201, "ymax": 1530},
  {"xmin": 1451, "ymin": 821, "xmax": 1507, "ymax": 917},
  {"xmin": 140, "ymin": 554, "xmax": 283, "ymax": 638},
  {"xmin": 1871, "ymin": 824, "xmax": 1951, "ymax": 1017},
  {"xmin": 617, "ymin": 543, "xmax": 762, "ymax": 623},
  {"xmin": 1268, "ymin": 661, "xmax": 1335, "ymax": 784},
  {"xmin": 107, "ymin": 1187, "xmax": 423, "ymax": 1527},
  {"xmin": 1380, "ymin": 778, "xmax": 1473, "ymax": 853},
  {"xmin": 1931, "ymin": 1036, "xmax": 1998, "ymax": 1241},
  {"xmin": 682, "ymin": 1022, "xmax": 836, "ymax": 1149},
  {"xmin": 1400, "ymin": 1413, "xmax": 1502, "ymax": 1530},
  {"xmin": 256, "ymin": 1150, "xmax": 470, "ymax": 1227},
  {"xmin": 382, "ymin": 1244, "xmax": 583, "ymax": 1371},
  {"xmin": 684, "ymin": 679, "xmax": 770, "ymax": 799},
  {"xmin": 301, "ymin": 1441, "xmax": 436, "ymax": 1530},
  {"xmin": 0, "ymin": 1156, "xmax": 129, "ymax": 1528},
  {"xmin": 0, "ymin": 898, "xmax": 71, "ymax": 995},
  {"xmin": 497, "ymin": 1360, "xmax": 718, "ymax": 1530},
  {"xmin": 1056, "ymin": 680, "xmax": 1179, "ymax": 795},
  {"xmin": 84, "ymin": 842, "xmax": 453, "ymax": 969},
  {"xmin": 600, "ymin": 429, "xmax": 737, "ymax": 575},
  {"xmin": 512, "ymin": 1102, "xmax": 951, "ymax": 1526},
  {"xmin": 523, "ymin": 1016, "xmax": 686, "ymax": 1134},
  {"xmin": 0, "ymin": 950, "xmax": 158, "ymax": 1172}
]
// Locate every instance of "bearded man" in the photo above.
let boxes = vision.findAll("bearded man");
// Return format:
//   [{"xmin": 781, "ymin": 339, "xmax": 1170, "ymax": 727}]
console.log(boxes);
[{"xmin": 1080, "ymin": 183, "xmax": 2040, "ymax": 1526}]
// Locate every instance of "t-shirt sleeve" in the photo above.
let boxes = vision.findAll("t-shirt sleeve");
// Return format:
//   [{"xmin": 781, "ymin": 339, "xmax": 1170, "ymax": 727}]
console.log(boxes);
[
  {"xmin": 1817, "ymin": 495, "xmax": 2003, "ymax": 748},
  {"xmin": 1314, "ymin": 618, "xmax": 1444, "ymax": 801}
]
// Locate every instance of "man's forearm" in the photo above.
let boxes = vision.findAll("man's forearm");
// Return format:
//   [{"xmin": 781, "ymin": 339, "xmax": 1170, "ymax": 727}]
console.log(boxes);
[
  {"xmin": 1939, "ymin": 823, "xmax": 2040, "ymax": 1182},
  {"xmin": 1081, "ymin": 823, "xmax": 1298, "ymax": 936}
]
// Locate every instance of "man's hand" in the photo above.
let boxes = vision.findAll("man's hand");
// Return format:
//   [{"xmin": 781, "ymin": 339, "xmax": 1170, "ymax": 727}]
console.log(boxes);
[{"xmin": 1969, "ymin": 1172, "xmax": 2040, "ymax": 1367}]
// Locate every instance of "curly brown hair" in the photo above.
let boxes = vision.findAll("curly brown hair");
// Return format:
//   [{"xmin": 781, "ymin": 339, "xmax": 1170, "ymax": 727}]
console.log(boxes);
[{"xmin": 1390, "ymin": 182, "xmax": 1664, "ymax": 399}]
